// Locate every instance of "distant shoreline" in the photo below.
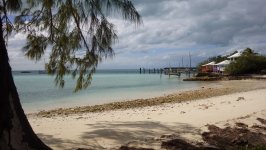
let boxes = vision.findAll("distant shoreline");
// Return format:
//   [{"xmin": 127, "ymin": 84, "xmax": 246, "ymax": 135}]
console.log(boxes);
[
  {"xmin": 183, "ymin": 74, "xmax": 266, "ymax": 81},
  {"xmin": 32, "ymin": 80, "xmax": 266, "ymax": 118}
]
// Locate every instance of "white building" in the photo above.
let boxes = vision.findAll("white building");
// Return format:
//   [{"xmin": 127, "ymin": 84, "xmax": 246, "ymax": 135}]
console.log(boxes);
[
  {"xmin": 227, "ymin": 51, "xmax": 242, "ymax": 61},
  {"xmin": 215, "ymin": 60, "xmax": 231, "ymax": 72}
]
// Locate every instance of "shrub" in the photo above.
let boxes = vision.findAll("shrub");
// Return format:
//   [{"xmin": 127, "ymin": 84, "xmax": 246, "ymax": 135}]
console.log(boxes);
[
  {"xmin": 196, "ymin": 72, "xmax": 220, "ymax": 77},
  {"xmin": 196, "ymin": 72, "xmax": 210, "ymax": 77},
  {"xmin": 226, "ymin": 55, "xmax": 266, "ymax": 75}
]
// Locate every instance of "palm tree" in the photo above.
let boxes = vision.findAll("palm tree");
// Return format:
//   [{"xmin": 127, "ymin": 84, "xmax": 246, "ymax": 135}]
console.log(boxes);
[{"xmin": 0, "ymin": 0, "xmax": 141, "ymax": 149}]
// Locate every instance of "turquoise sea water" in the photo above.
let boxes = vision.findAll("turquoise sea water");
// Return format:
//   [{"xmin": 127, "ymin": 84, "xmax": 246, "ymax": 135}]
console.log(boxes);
[{"xmin": 13, "ymin": 69, "xmax": 203, "ymax": 113}]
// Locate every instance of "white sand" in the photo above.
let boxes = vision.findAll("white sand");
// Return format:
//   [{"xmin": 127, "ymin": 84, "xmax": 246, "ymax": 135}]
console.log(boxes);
[{"xmin": 29, "ymin": 88, "xmax": 266, "ymax": 150}]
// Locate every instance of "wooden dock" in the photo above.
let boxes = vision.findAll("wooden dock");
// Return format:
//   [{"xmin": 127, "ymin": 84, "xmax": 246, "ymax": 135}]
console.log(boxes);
[
  {"xmin": 139, "ymin": 68, "xmax": 164, "ymax": 74},
  {"xmin": 139, "ymin": 67, "xmax": 196, "ymax": 77},
  {"xmin": 163, "ymin": 67, "xmax": 196, "ymax": 77}
]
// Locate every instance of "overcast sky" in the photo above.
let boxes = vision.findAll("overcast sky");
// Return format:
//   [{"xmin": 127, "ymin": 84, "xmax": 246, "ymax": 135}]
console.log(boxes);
[{"xmin": 8, "ymin": 0, "xmax": 266, "ymax": 70}]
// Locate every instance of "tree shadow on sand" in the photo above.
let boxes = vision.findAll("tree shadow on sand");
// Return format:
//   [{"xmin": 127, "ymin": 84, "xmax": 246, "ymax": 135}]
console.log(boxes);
[
  {"xmin": 80, "ymin": 121, "xmax": 201, "ymax": 149},
  {"xmin": 37, "ymin": 133, "xmax": 106, "ymax": 150},
  {"xmin": 37, "ymin": 119, "xmax": 266, "ymax": 150},
  {"xmin": 37, "ymin": 121, "xmax": 202, "ymax": 149}
]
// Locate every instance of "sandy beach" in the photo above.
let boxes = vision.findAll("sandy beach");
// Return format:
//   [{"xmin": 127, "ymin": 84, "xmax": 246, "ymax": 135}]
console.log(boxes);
[{"xmin": 28, "ymin": 80, "xmax": 266, "ymax": 149}]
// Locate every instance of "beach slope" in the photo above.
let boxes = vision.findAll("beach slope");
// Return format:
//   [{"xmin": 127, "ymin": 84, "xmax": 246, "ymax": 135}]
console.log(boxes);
[{"xmin": 28, "ymin": 85, "xmax": 266, "ymax": 149}]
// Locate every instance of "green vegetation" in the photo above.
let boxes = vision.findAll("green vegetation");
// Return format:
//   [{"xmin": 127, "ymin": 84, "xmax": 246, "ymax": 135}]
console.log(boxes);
[
  {"xmin": 15, "ymin": 0, "xmax": 141, "ymax": 92},
  {"xmin": 0, "ymin": 0, "xmax": 141, "ymax": 149},
  {"xmin": 197, "ymin": 48, "xmax": 266, "ymax": 75},
  {"xmin": 226, "ymin": 48, "xmax": 266, "ymax": 75},
  {"xmin": 196, "ymin": 72, "xmax": 220, "ymax": 77},
  {"xmin": 196, "ymin": 51, "xmax": 237, "ymax": 71}
]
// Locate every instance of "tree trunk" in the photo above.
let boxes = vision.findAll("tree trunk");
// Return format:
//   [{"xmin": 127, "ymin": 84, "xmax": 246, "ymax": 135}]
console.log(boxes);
[{"xmin": 0, "ymin": 18, "xmax": 51, "ymax": 149}]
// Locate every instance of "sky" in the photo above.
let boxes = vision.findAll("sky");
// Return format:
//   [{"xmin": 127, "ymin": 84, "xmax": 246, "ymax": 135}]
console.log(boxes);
[{"xmin": 8, "ymin": 0, "xmax": 266, "ymax": 70}]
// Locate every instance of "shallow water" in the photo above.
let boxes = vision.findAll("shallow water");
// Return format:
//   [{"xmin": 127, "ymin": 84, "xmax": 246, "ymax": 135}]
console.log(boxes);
[{"xmin": 13, "ymin": 69, "xmax": 203, "ymax": 113}]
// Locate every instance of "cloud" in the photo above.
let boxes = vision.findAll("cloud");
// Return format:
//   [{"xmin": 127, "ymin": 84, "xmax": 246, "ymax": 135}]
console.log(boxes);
[
  {"xmin": 107, "ymin": 0, "xmax": 266, "ymax": 67},
  {"xmin": 7, "ymin": 0, "xmax": 266, "ymax": 70}
]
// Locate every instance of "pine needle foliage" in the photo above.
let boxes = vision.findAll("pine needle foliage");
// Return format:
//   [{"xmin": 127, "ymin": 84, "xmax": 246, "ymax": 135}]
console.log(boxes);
[
  {"xmin": 1, "ymin": 0, "xmax": 22, "ymax": 43},
  {"xmin": 13, "ymin": 0, "xmax": 141, "ymax": 92}
]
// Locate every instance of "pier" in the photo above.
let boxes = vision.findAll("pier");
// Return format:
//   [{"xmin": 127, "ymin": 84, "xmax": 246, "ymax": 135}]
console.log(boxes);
[
  {"xmin": 139, "ymin": 68, "xmax": 164, "ymax": 74},
  {"xmin": 163, "ymin": 67, "xmax": 196, "ymax": 77},
  {"xmin": 139, "ymin": 67, "xmax": 196, "ymax": 77}
]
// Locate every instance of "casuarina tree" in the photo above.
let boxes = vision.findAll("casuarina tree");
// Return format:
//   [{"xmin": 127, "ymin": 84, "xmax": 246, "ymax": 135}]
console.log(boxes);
[{"xmin": 0, "ymin": 0, "xmax": 141, "ymax": 149}]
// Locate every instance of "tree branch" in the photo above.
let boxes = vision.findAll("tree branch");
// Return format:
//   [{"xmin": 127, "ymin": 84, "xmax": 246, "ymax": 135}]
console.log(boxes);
[{"xmin": 70, "ymin": 7, "xmax": 90, "ymax": 52}]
